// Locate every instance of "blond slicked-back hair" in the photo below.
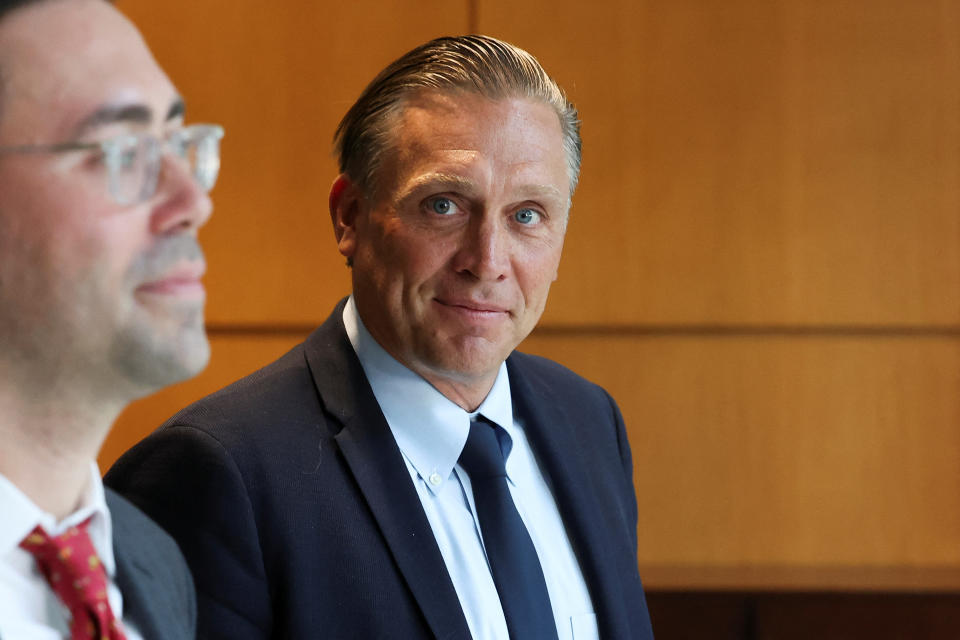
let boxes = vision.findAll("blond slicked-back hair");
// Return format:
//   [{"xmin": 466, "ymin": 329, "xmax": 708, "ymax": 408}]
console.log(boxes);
[{"xmin": 333, "ymin": 35, "xmax": 581, "ymax": 199}]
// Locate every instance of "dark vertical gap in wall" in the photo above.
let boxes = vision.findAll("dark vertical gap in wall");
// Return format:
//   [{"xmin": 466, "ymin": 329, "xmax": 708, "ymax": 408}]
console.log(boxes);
[
  {"xmin": 744, "ymin": 595, "xmax": 758, "ymax": 640},
  {"xmin": 467, "ymin": 0, "xmax": 479, "ymax": 34}
]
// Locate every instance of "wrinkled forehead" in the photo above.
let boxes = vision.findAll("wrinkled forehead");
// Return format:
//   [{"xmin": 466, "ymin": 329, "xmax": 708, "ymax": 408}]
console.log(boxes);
[
  {"xmin": 387, "ymin": 92, "xmax": 567, "ymax": 174},
  {"xmin": 375, "ymin": 89, "xmax": 572, "ymax": 199},
  {"xmin": 0, "ymin": 0, "xmax": 178, "ymax": 142}
]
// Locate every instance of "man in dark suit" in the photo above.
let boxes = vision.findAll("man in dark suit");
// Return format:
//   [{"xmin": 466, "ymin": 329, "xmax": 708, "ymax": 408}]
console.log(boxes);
[
  {"xmin": 108, "ymin": 36, "xmax": 655, "ymax": 639},
  {"xmin": 0, "ymin": 0, "xmax": 223, "ymax": 637}
]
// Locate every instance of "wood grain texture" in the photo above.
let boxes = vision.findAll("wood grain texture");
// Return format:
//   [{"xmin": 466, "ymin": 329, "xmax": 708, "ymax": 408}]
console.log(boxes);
[
  {"xmin": 102, "ymin": 330, "xmax": 960, "ymax": 571},
  {"xmin": 479, "ymin": 0, "xmax": 960, "ymax": 326},
  {"xmin": 519, "ymin": 332, "xmax": 960, "ymax": 567},
  {"xmin": 116, "ymin": 0, "xmax": 470, "ymax": 325}
]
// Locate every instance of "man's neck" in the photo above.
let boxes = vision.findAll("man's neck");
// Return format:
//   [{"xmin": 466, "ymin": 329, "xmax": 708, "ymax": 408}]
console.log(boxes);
[
  {"xmin": 420, "ymin": 373, "xmax": 496, "ymax": 413},
  {"xmin": 344, "ymin": 296, "xmax": 500, "ymax": 412},
  {"xmin": 0, "ymin": 378, "xmax": 120, "ymax": 520}
]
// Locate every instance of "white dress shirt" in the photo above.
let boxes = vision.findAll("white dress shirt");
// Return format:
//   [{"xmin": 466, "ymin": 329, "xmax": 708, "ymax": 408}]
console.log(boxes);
[
  {"xmin": 344, "ymin": 297, "xmax": 599, "ymax": 640},
  {"xmin": 0, "ymin": 463, "xmax": 143, "ymax": 640}
]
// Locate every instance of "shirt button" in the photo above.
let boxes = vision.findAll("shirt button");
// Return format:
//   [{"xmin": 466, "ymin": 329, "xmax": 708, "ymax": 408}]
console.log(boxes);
[{"xmin": 429, "ymin": 472, "xmax": 443, "ymax": 486}]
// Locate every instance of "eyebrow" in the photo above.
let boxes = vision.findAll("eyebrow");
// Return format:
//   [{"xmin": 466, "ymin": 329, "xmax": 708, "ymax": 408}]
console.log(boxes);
[
  {"xmin": 395, "ymin": 172, "xmax": 478, "ymax": 204},
  {"xmin": 398, "ymin": 172, "xmax": 568, "ymax": 207},
  {"xmin": 70, "ymin": 96, "xmax": 186, "ymax": 138},
  {"xmin": 407, "ymin": 172, "xmax": 476, "ymax": 193}
]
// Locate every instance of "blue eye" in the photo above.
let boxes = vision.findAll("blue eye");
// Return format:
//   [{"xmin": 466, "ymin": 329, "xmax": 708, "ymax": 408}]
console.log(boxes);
[
  {"xmin": 430, "ymin": 197, "xmax": 457, "ymax": 215},
  {"xmin": 515, "ymin": 208, "xmax": 540, "ymax": 224}
]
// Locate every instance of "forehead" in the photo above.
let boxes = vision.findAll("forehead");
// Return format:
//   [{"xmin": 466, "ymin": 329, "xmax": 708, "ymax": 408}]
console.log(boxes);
[
  {"xmin": 0, "ymin": 0, "xmax": 176, "ymax": 141},
  {"xmin": 383, "ymin": 91, "xmax": 569, "ymax": 198}
]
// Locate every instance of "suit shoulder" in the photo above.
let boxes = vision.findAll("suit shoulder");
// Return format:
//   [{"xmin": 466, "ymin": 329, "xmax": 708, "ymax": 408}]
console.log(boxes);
[
  {"xmin": 507, "ymin": 350, "xmax": 624, "ymax": 433},
  {"xmin": 165, "ymin": 339, "xmax": 317, "ymax": 431},
  {"xmin": 106, "ymin": 488, "xmax": 183, "ymax": 554}
]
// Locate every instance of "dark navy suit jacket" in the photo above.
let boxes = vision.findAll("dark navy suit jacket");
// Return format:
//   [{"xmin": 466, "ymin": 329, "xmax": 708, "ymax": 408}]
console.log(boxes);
[{"xmin": 106, "ymin": 302, "xmax": 654, "ymax": 639}]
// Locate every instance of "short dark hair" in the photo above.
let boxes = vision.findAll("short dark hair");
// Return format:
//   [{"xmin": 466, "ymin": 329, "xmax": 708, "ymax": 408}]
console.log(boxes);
[
  {"xmin": 333, "ymin": 35, "xmax": 582, "ymax": 199},
  {"xmin": 0, "ymin": 0, "xmax": 111, "ymax": 21},
  {"xmin": 0, "ymin": 0, "xmax": 44, "ymax": 19}
]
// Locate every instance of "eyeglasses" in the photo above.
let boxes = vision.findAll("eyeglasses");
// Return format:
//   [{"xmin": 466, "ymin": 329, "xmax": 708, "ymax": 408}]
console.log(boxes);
[{"xmin": 0, "ymin": 124, "xmax": 224, "ymax": 206}]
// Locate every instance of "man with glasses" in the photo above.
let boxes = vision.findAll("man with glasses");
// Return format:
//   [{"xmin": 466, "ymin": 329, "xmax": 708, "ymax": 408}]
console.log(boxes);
[
  {"xmin": 0, "ymin": 0, "xmax": 222, "ymax": 637},
  {"xmin": 109, "ymin": 36, "xmax": 654, "ymax": 639}
]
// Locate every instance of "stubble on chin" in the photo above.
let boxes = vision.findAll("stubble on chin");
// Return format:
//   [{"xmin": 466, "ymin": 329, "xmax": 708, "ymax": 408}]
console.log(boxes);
[
  {"xmin": 108, "ymin": 301, "xmax": 210, "ymax": 396},
  {"xmin": 109, "ymin": 236, "xmax": 211, "ymax": 395}
]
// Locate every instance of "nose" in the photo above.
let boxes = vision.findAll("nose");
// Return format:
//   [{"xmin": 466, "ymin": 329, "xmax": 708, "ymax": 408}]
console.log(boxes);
[
  {"xmin": 148, "ymin": 153, "xmax": 214, "ymax": 235},
  {"xmin": 453, "ymin": 213, "xmax": 510, "ymax": 282}
]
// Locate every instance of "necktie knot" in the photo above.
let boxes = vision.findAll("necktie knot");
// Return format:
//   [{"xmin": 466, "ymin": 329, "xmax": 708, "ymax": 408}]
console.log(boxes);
[
  {"xmin": 19, "ymin": 519, "xmax": 127, "ymax": 640},
  {"xmin": 459, "ymin": 417, "xmax": 508, "ymax": 480}
]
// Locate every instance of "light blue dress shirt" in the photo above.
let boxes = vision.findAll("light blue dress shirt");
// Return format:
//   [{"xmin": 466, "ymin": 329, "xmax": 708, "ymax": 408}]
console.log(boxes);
[{"xmin": 343, "ymin": 297, "xmax": 598, "ymax": 640}]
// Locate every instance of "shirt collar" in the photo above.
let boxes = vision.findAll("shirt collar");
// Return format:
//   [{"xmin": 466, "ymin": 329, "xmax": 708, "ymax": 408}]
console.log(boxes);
[
  {"xmin": 343, "ymin": 296, "xmax": 515, "ymax": 495},
  {"xmin": 0, "ymin": 462, "xmax": 116, "ymax": 577}
]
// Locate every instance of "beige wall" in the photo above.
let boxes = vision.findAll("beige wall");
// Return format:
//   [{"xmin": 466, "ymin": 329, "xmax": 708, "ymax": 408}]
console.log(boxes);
[{"xmin": 104, "ymin": 0, "xmax": 960, "ymax": 587}]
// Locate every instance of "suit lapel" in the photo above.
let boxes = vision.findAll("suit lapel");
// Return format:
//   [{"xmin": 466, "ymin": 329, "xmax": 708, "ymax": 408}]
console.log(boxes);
[
  {"xmin": 507, "ymin": 355, "xmax": 633, "ymax": 639},
  {"xmin": 303, "ymin": 303, "xmax": 471, "ymax": 640},
  {"xmin": 108, "ymin": 491, "xmax": 182, "ymax": 640},
  {"xmin": 114, "ymin": 547, "xmax": 167, "ymax": 640}
]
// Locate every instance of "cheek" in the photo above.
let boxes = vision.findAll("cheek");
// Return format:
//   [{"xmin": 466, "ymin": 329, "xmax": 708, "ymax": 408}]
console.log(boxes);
[
  {"xmin": 517, "ymin": 243, "xmax": 564, "ymax": 301},
  {"xmin": 66, "ymin": 215, "xmax": 139, "ymax": 269},
  {"xmin": 407, "ymin": 239, "xmax": 452, "ymax": 283},
  {"xmin": 47, "ymin": 217, "xmax": 148, "ymax": 320},
  {"xmin": 0, "ymin": 224, "xmax": 98, "ymax": 335},
  {"xmin": 0, "ymin": 166, "xmax": 144, "ymax": 316},
  {"xmin": 0, "ymin": 164, "xmax": 131, "ymax": 266},
  {"xmin": 375, "ymin": 225, "xmax": 451, "ymax": 287}
]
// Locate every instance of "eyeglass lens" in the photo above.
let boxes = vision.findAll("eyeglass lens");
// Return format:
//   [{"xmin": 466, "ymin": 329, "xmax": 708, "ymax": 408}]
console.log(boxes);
[{"xmin": 105, "ymin": 125, "xmax": 223, "ymax": 206}]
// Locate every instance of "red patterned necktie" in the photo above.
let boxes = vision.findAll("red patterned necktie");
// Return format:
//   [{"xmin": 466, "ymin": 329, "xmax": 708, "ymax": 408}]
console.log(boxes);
[{"xmin": 19, "ymin": 519, "xmax": 127, "ymax": 640}]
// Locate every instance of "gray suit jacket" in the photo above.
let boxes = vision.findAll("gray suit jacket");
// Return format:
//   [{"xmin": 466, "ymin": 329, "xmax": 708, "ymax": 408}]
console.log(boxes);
[{"xmin": 106, "ymin": 488, "xmax": 196, "ymax": 640}]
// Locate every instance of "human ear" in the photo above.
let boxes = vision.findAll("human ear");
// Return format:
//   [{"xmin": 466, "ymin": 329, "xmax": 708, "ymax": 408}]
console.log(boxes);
[{"xmin": 329, "ymin": 174, "xmax": 362, "ymax": 261}]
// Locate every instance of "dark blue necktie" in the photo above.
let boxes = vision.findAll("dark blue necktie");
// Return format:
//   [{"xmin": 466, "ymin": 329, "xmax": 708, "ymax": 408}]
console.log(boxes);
[{"xmin": 458, "ymin": 417, "xmax": 559, "ymax": 640}]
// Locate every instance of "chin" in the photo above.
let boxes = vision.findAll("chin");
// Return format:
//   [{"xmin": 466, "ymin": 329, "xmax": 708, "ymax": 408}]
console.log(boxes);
[
  {"xmin": 110, "ymin": 323, "xmax": 211, "ymax": 394},
  {"xmin": 421, "ymin": 339, "xmax": 511, "ymax": 384}
]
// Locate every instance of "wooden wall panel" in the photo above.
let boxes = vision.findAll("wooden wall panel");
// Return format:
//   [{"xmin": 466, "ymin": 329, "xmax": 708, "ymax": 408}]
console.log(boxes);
[
  {"xmin": 116, "ymin": 0, "xmax": 470, "ymax": 326},
  {"xmin": 103, "ymin": 330, "xmax": 960, "ymax": 573},
  {"xmin": 519, "ymin": 332, "xmax": 960, "ymax": 568},
  {"xmin": 479, "ymin": 0, "xmax": 960, "ymax": 326},
  {"xmin": 94, "ymin": 0, "xmax": 960, "ymax": 597}
]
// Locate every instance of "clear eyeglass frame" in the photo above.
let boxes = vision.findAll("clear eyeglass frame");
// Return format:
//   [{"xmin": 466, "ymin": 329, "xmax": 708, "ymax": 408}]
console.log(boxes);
[{"xmin": 0, "ymin": 123, "xmax": 225, "ymax": 206}]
